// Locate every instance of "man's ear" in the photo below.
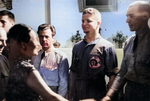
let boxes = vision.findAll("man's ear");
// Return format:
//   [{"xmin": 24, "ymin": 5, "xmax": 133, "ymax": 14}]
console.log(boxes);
[
  {"xmin": 52, "ymin": 35, "xmax": 55, "ymax": 40},
  {"xmin": 21, "ymin": 42, "xmax": 26, "ymax": 50},
  {"xmin": 10, "ymin": 19, "xmax": 15, "ymax": 26},
  {"xmin": 98, "ymin": 21, "xmax": 101, "ymax": 26},
  {"xmin": 11, "ymin": 22, "xmax": 15, "ymax": 26},
  {"xmin": 143, "ymin": 12, "xmax": 149, "ymax": 20},
  {"xmin": 52, "ymin": 36, "xmax": 55, "ymax": 39},
  {"xmin": 97, "ymin": 21, "xmax": 101, "ymax": 29}
]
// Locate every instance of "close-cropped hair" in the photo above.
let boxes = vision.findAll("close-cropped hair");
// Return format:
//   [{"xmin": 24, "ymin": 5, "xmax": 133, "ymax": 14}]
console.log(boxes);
[
  {"xmin": 0, "ymin": 10, "xmax": 15, "ymax": 21},
  {"xmin": 129, "ymin": 1, "xmax": 150, "ymax": 16},
  {"xmin": 7, "ymin": 23, "xmax": 32, "ymax": 44},
  {"xmin": 37, "ymin": 24, "xmax": 56, "ymax": 36},
  {"xmin": 82, "ymin": 7, "xmax": 101, "ymax": 22}
]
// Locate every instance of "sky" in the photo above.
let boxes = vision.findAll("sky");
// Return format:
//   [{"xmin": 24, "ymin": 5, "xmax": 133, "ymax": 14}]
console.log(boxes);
[
  {"xmin": 1, "ymin": 0, "xmax": 148, "ymax": 48},
  {"xmin": 50, "ymin": 0, "xmax": 137, "ymax": 47}
]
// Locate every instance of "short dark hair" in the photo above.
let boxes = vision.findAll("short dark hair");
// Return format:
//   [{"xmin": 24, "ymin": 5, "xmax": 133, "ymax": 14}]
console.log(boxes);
[
  {"xmin": 37, "ymin": 24, "xmax": 56, "ymax": 36},
  {"xmin": 7, "ymin": 24, "xmax": 31, "ymax": 44},
  {"xmin": 0, "ymin": 10, "xmax": 15, "ymax": 22}
]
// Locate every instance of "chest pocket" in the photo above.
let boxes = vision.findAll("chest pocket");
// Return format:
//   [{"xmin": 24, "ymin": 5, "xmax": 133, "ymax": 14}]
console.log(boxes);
[
  {"xmin": 136, "ymin": 56, "xmax": 150, "ymax": 75},
  {"xmin": 125, "ymin": 53, "xmax": 134, "ymax": 72}
]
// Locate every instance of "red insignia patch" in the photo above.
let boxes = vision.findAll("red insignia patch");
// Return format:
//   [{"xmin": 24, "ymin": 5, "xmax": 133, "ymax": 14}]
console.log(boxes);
[{"xmin": 89, "ymin": 56, "xmax": 101, "ymax": 68}]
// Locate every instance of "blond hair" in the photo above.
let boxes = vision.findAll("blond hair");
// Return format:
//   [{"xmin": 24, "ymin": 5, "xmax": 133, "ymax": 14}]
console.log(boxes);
[{"xmin": 83, "ymin": 7, "xmax": 101, "ymax": 22}]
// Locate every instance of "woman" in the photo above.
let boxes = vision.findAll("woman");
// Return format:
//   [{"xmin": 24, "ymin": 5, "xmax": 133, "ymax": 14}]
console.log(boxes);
[{"xmin": 5, "ymin": 24, "xmax": 68, "ymax": 101}]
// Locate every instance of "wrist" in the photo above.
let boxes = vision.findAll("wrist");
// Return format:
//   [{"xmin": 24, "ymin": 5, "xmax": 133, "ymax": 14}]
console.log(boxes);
[{"xmin": 105, "ymin": 95, "xmax": 112, "ymax": 99}]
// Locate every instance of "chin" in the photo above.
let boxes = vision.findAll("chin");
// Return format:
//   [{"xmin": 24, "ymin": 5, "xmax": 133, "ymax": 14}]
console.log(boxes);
[
  {"xmin": 33, "ymin": 52, "xmax": 38, "ymax": 56},
  {"xmin": 0, "ymin": 49, "xmax": 3, "ymax": 53},
  {"xmin": 34, "ymin": 53, "xmax": 38, "ymax": 56},
  {"xmin": 129, "ymin": 27, "xmax": 135, "ymax": 31},
  {"xmin": 130, "ymin": 29, "xmax": 135, "ymax": 31}
]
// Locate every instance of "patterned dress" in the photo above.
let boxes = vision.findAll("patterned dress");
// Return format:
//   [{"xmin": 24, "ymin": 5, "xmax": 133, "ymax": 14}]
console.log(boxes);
[{"xmin": 5, "ymin": 58, "xmax": 42, "ymax": 101}]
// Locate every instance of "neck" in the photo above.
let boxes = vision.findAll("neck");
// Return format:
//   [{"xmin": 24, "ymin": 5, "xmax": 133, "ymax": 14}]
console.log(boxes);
[
  {"xmin": 18, "ymin": 54, "xmax": 31, "ymax": 60},
  {"xmin": 44, "ymin": 46, "xmax": 55, "ymax": 54},
  {"xmin": 136, "ymin": 25, "xmax": 150, "ymax": 36},
  {"xmin": 85, "ymin": 32, "xmax": 100, "ymax": 43}
]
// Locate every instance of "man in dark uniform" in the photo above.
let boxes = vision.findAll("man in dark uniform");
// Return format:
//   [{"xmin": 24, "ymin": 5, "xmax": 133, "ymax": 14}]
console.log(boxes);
[
  {"xmin": 69, "ymin": 7, "xmax": 118, "ymax": 101},
  {"xmin": 0, "ymin": 27, "xmax": 9, "ymax": 101},
  {"xmin": 102, "ymin": 1, "xmax": 150, "ymax": 101}
]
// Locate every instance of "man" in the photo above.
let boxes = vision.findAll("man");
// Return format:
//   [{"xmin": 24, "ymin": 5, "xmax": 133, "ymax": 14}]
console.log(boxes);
[
  {"xmin": 32, "ymin": 24, "xmax": 69, "ymax": 97},
  {"xmin": 0, "ymin": 10, "xmax": 14, "ymax": 101},
  {"xmin": 102, "ymin": 1, "xmax": 150, "ymax": 101},
  {"xmin": 69, "ymin": 8, "xmax": 118, "ymax": 101},
  {"xmin": 0, "ymin": 10, "xmax": 15, "ymax": 33},
  {"xmin": 53, "ymin": 40, "xmax": 60, "ymax": 48},
  {"xmin": 0, "ymin": 27, "xmax": 9, "ymax": 101},
  {"xmin": 0, "ymin": 10, "xmax": 15, "ymax": 62}
]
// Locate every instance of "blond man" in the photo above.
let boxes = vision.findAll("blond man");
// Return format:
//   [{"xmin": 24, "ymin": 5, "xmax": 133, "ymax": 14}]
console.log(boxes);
[{"xmin": 69, "ymin": 8, "xmax": 118, "ymax": 101}]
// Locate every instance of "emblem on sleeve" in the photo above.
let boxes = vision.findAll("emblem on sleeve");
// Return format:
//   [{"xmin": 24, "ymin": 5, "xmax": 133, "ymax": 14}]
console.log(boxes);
[{"xmin": 89, "ymin": 56, "xmax": 101, "ymax": 68}]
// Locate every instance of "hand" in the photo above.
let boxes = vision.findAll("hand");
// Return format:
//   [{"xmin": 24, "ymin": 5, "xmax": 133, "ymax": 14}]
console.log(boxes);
[
  {"xmin": 101, "ymin": 96, "xmax": 111, "ymax": 101},
  {"xmin": 2, "ymin": 98, "xmax": 6, "ymax": 101}
]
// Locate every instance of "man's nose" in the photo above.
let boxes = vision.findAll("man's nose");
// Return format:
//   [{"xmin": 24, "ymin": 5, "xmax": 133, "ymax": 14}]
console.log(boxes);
[
  {"xmin": 82, "ymin": 21, "xmax": 87, "ymax": 25},
  {"xmin": 42, "ymin": 37, "xmax": 47, "ymax": 41},
  {"xmin": 3, "ymin": 41, "xmax": 7, "ymax": 47},
  {"xmin": 126, "ymin": 17, "xmax": 130, "ymax": 23}
]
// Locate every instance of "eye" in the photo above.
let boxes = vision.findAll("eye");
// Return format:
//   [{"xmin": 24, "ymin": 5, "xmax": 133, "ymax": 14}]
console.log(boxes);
[
  {"xmin": 0, "ymin": 20, "xmax": 5, "ymax": 24},
  {"xmin": 87, "ymin": 19, "xmax": 92, "ymax": 23},
  {"xmin": 82, "ymin": 20, "xmax": 84, "ymax": 23},
  {"xmin": 45, "ymin": 36, "xmax": 49, "ymax": 38},
  {"xmin": 127, "ymin": 14, "xmax": 134, "ymax": 19},
  {"xmin": 130, "ymin": 15, "xmax": 134, "ymax": 18},
  {"xmin": 0, "ymin": 39, "xmax": 4, "ymax": 44},
  {"xmin": 38, "ymin": 35, "xmax": 43, "ymax": 38}
]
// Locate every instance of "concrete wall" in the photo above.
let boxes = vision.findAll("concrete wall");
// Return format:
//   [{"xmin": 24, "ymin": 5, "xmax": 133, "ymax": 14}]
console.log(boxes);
[{"xmin": 58, "ymin": 48, "xmax": 72, "ymax": 67}]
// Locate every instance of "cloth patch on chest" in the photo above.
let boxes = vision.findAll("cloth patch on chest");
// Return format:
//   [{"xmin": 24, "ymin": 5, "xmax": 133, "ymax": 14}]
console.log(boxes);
[{"xmin": 89, "ymin": 56, "xmax": 101, "ymax": 69}]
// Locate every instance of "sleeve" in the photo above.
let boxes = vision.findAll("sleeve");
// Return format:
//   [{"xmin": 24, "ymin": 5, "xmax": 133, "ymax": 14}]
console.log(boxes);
[
  {"xmin": 107, "ymin": 38, "xmax": 132, "ymax": 96},
  {"xmin": 0, "ymin": 72, "xmax": 5, "ymax": 101},
  {"xmin": 104, "ymin": 47, "xmax": 119, "ymax": 77},
  {"xmin": 110, "ymin": 56, "xmax": 127, "ymax": 93},
  {"xmin": 106, "ymin": 55, "xmax": 127, "ymax": 101},
  {"xmin": 69, "ymin": 45, "xmax": 78, "ymax": 72},
  {"xmin": 58, "ymin": 54, "xmax": 69, "ymax": 97}
]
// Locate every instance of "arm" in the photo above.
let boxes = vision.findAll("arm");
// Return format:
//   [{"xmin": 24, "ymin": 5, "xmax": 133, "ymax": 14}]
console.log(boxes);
[
  {"xmin": 26, "ymin": 69, "xmax": 68, "ymax": 101},
  {"xmin": 102, "ymin": 53, "xmax": 128, "ymax": 101},
  {"xmin": 104, "ymin": 47, "xmax": 118, "ymax": 87},
  {"xmin": 107, "ymin": 75, "xmax": 116, "ymax": 89},
  {"xmin": 58, "ymin": 56, "xmax": 69, "ymax": 97},
  {"xmin": 102, "ymin": 75, "xmax": 126, "ymax": 101}
]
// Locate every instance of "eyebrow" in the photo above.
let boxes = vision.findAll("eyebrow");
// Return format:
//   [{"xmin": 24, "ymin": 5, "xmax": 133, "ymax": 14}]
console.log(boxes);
[{"xmin": 126, "ymin": 13, "xmax": 134, "ymax": 16}]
